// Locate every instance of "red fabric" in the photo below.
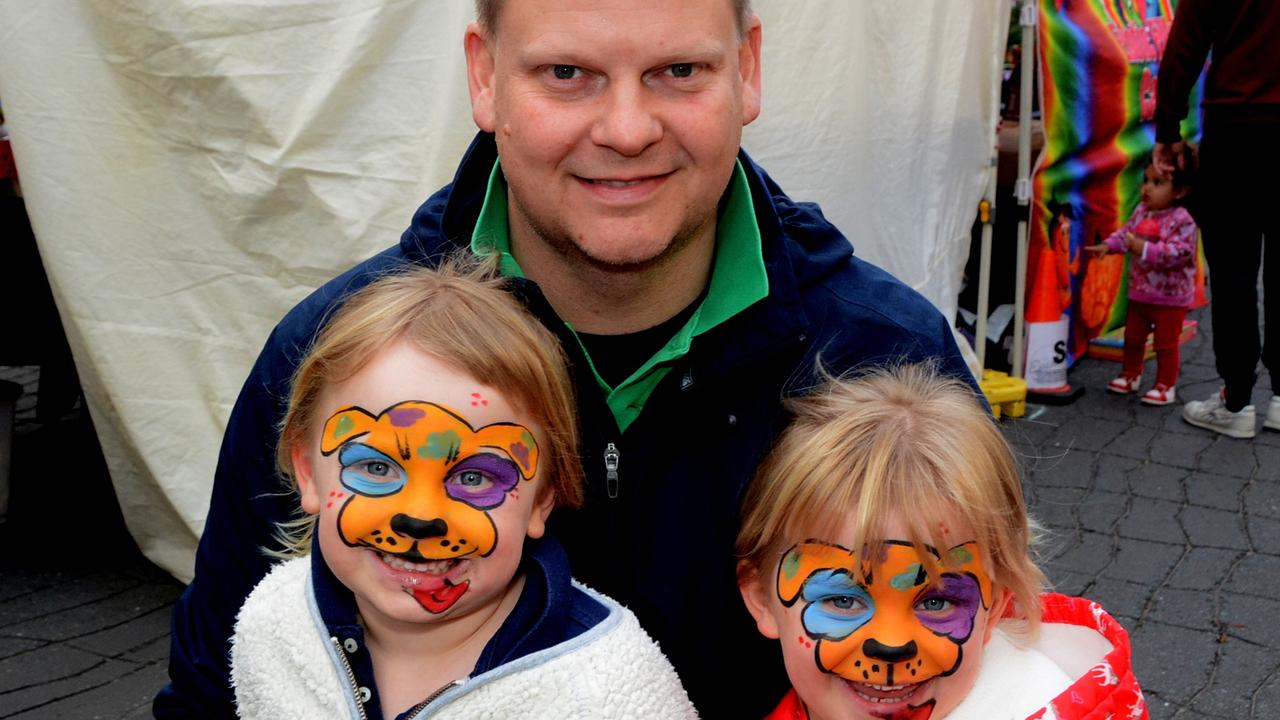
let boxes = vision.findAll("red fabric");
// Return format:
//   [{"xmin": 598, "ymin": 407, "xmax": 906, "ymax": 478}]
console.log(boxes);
[
  {"xmin": 762, "ymin": 594, "xmax": 1148, "ymax": 720},
  {"xmin": 1122, "ymin": 301, "xmax": 1189, "ymax": 386},
  {"xmin": 0, "ymin": 139, "xmax": 17, "ymax": 181}
]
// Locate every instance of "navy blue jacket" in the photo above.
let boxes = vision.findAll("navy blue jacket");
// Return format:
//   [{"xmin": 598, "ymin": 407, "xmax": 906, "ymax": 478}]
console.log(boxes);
[{"xmin": 157, "ymin": 132, "xmax": 973, "ymax": 719}]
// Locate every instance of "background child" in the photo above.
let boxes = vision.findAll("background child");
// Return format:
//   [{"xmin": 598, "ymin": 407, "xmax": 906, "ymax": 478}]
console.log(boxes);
[
  {"xmin": 736, "ymin": 364, "xmax": 1147, "ymax": 720},
  {"xmin": 231, "ymin": 260, "xmax": 695, "ymax": 719},
  {"xmin": 1086, "ymin": 150, "xmax": 1198, "ymax": 406}
]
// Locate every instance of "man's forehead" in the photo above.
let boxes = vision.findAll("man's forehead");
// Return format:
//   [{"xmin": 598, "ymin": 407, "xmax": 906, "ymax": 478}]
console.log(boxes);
[{"xmin": 482, "ymin": 0, "xmax": 747, "ymax": 39}]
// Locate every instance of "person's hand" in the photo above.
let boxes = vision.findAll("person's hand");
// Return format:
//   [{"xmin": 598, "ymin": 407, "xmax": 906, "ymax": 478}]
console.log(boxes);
[
  {"xmin": 1153, "ymin": 140, "xmax": 1186, "ymax": 177},
  {"xmin": 1124, "ymin": 232, "xmax": 1145, "ymax": 255},
  {"xmin": 1084, "ymin": 244, "xmax": 1109, "ymax": 257}
]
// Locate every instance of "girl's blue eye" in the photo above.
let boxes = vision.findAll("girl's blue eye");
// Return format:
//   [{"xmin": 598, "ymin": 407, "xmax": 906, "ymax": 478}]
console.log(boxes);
[
  {"xmin": 364, "ymin": 461, "xmax": 390, "ymax": 477},
  {"xmin": 917, "ymin": 597, "xmax": 952, "ymax": 612},
  {"xmin": 822, "ymin": 595, "xmax": 867, "ymax": 614},
  {"xmin": 456, "ymin": 470, "xmax": 487, "ymax": 487}
]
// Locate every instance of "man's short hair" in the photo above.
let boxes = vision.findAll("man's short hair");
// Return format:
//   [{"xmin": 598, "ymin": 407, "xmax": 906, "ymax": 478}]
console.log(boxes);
[{"xmin": 474, "ymin": 0, "xmax": 754, "ymax": 39}]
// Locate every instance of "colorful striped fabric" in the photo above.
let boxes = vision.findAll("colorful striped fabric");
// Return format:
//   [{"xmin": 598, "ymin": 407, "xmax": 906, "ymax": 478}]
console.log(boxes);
[{"xmin": 1029, "ymin": 0, "xmax": 1205, "ymax": 362}]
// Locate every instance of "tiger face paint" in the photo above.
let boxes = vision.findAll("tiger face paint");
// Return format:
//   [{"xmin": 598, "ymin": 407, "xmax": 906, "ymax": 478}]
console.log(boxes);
[
  {"xmin": 741, "ymin": 515, "xmax": 1004, "ymax": 720},
  {"xmin": 295, "ymin": 343, "xmax": 551, "ymax": 631}
]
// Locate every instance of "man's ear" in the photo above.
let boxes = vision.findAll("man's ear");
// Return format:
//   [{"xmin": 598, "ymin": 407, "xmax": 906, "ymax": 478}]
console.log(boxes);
[
  {"xmin": 525, "ymin": 485, "xmax": 555, "ymax": 540},
  {"xmin": 292, "ymin": 444, "xmax": 323, "ymax": 515},
  {"xmin": 738, "ymin": 563, "xmax": 781, "ymax": 639},
  {"xmin": 464, "ymin": 22, "xmax": 498, "ymax": 132},
  {"xmin": 983, "ymin": 588, "xmax": 1015, "ymax": 645},
  {"xmin": 738, "ymin": 16, "xmax": 764, "ymax": 126}
]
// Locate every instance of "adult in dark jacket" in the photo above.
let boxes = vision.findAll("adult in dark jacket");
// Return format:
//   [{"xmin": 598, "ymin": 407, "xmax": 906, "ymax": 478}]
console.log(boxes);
[
  {"xmin": 1154, "ymin": 0, "xmax": 1280, "ymax": 438},
  {"xmin": 156, "ymin": 1, "xmax": 974, "ymax": 717}
]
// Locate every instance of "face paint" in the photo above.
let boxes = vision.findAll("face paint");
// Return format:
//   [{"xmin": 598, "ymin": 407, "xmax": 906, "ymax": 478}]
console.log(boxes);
[
  {"xmin": 773, "ymin": 538, "xmax": 994, "ymax": 720},
  {"xmin": 321, "ymin": 400, "xmax": 539, "ymax": 613}
]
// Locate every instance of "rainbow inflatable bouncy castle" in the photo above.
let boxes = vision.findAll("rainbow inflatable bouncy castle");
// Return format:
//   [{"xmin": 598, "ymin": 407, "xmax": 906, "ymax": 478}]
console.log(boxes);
[{"xmin": 1025, "ymin": 0, "xmax": 1206, "ymax": 388}]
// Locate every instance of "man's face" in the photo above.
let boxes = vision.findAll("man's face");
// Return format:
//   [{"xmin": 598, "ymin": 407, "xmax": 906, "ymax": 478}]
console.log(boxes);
[{"xmin": 465, "ymin": 0, "xmax": 762, "ymax": 270}]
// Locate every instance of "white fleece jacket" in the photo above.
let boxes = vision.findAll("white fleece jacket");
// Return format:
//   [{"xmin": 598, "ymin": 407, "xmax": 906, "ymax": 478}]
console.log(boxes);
[{"xmin": 231, "ymin": 557, "xmax": 698, "ymax": 720}]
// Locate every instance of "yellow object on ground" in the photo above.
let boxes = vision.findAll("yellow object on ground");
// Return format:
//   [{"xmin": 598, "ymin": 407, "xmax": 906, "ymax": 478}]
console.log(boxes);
[{"xmin": 980, "ymin": 370, "xmax": 1027, "ymax": 419}]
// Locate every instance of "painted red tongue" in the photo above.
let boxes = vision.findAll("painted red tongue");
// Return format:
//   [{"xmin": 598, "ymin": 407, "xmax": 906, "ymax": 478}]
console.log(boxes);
[{"xmin": 411, "ymin": 580, "xmax": 470, "ymax": 613}]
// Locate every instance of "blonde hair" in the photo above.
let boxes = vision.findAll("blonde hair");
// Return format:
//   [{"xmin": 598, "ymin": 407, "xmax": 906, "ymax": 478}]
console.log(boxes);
[
  {"xmin": 272, "ymin": 255, "xmax": 583, "ymax": 557},
  {"xmin": 736, "ymin": 363, "xmax": 1046, "ymax": 631}
]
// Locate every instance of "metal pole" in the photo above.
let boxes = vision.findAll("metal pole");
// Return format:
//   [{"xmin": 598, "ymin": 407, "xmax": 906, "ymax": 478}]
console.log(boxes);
[
  {"xmin": 1012, "ymin": 0, "xmax": 1036, "ymax": 379},
  {"xmin": 976, "ymin": 157, "xmax": 997, "ymax": 370}
]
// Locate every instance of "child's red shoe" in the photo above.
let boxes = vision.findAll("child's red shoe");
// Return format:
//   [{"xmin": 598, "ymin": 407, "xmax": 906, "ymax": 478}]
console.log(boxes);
[
  {"xmin": 1106, "ymin": 374, "xmax": 1141, "ymax": 395},
  {"xmin": 1140, "ymin": 383, "xmax": 1176, "ymax": 406}
]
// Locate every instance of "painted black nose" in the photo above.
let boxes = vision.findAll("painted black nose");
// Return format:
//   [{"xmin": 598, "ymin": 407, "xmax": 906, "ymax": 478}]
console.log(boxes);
[
  {"xmin": 862, "ymin": 638, "xmax": 918, "ymax": 663},
  {"xmin": 390, "ymin": 514, "xmax": 448, "ymax": 539}
]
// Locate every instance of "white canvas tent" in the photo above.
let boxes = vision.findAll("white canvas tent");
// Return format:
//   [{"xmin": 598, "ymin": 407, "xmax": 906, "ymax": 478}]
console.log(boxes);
[{"xmin": 0, "ymin": 0, "xmax": 1010, "ymax": 582}]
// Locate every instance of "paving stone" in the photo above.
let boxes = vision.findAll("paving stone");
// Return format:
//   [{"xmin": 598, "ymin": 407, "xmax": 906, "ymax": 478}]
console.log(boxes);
[
  {"xmin": 0, "ymin": 656, "xmax": 141, "ymax": 717},
  {"xmin": 1116, "ymin": 499, "xmax": 1186, "ymax": 544},
  {"xmin": 1244, "ymin": 481, "xmax": 1280, "ymax": 520},
  {"xmin": 1042, "ymin": 531, "xmax": 1112, "ymax": 577},
  {"xmin": 1256, "ymin": 442, "xmax": 1280, "ymax": 472},
  {"xmin": 1149, "ymin": 430, "xmax": 1213, "ymax": 471},
  {"xmin": 1164, "ymin": 548, "xmax": 1243, "ymax": 591},
  {"xmin": 1246, "ymin": 515, "xmax": 1280, "ymax": 554},
  {"xmin": 1223, "ymin": 554, "xmax": 1280, "ymax": 598},
  {"xmin": 1187, "ymin": 640, "xmax": 1278, "ymax": 720},
  {"xmin": 7, "ymin": 659, "xmax": 165, "ymax": 720},
  {"xmin": 1148, "ymin": 587, "xmax": 1218, "ymax": 630},
  {"xmin": 1128, "ymin": 621, "xmax": 1218, "ymax": 705},
  {"xmin": 1043, "ymin": 568, "xmax": 1093, "ymax": 598},
  {"xmin": 1255, "ymin": 670, "xmax": 1280, "ymax": 718},
  {"xmin": 1107, "ymin": 424, "xmax": 1158, "ymax": 459},
  {"xmin": 1128, "ymin": 462, "xmax": 1188, "ymax": 502},
  {"xmin": 1031, "ymin": 447, "xmax": 1096, "ymax": 488},
  {"xmin": 1181, "ymin": 506, "xmax": 1250, "ymax": 550},
  {"xmin": 7, "ymin": 583, "xmax": 180, "ymax": 643},
  {"xmin": 1185, "ymin": 472, "xmax": 1245, "ymax": 512},
  {"xmin": 1196, "ymin": 438, "xmax": 1259, "ymax": 479},
  {"xmin": 0, "ymin": 573, "xmax": 141, "ymax": 630},
  {"xmin": 1219, "ymin": 593, "xmax": 1280, "ymax": 648},
  {"xmin": 1077, "ymin": 489, "xmax": 1129, "ymax": 533},
  {"xmin": 122, "ymin": 634, "xmax": 170, "ymax": 664},
  {"xmin": 1086, "ymin": 576, "xmax": 1155, "ymax": 620},
  {"xmin": 67, "ymin": 605, "xmax": 172, "ymax": 658},
  {"xmin": 1048, "ymin": 416, "xmax": 1130, "ymax": 453},
  {"xmin": 1091, "ymin": 454, "xmax": 1144, "ymax": 495},
  {"xmin": 1028, "ymin": 487, "xmax": 1084, "ymax": 531},
  {"xmin": 0, "ymin": 643, "xmax": 103, "ymax": 693},
  {"xmin": 0, "ymin": 635, "xmax": 46, "ymax": 661},
  {"xmin": 1107, "ymin": 538, "xmax": 1184, "ymax": 585}
]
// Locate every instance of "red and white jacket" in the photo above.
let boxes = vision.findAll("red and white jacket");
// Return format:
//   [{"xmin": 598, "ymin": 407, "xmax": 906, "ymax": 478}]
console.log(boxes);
[{"xmin": 764, "ymin": 594, "xmax": 1148, "ymax": 720}]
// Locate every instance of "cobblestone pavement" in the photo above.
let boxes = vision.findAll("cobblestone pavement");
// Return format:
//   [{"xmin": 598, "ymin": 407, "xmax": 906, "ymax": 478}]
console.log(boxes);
[{"xmin": 0, "ymin": 302, "xmax": 1276, "ymax": 719}]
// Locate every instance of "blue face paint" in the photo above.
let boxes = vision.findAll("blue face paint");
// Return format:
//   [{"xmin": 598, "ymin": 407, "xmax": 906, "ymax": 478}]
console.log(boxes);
[
  {"xmin": 337, "ymin": 443, "xmax": 407, "ymax": 497},
  {"xmin": 799, "ymin": 569, "xmax": 875, "ymax": 640}
]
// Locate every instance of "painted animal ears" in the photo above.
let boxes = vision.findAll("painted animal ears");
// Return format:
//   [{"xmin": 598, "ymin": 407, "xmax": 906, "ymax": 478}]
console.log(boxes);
[
  {"xmin": 321, "ymin": 407, "xmax": 378, "ymax": 454},
  {"xmin": 776, "ymin": 542, "xmax": 858, "ymax": 606}
]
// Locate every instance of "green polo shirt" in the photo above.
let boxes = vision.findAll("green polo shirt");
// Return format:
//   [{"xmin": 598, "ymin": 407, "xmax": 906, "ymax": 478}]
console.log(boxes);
[{"xmin": 471, "ymin": 160, "xmax": 768, "ymax": 432}]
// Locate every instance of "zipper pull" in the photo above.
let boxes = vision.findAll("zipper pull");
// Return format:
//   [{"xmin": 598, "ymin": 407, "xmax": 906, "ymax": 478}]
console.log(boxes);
[{"xmin": 604, "ymin": 442, "xmax": 620, "ymax": 499}]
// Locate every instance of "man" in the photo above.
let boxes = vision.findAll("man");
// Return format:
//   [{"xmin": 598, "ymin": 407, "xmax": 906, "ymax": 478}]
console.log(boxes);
[
  {"xmin": 157, "ymin": 1, "xmax": 972, "ymax": 717},
  {"xmin": 1154, "ymin": 0, "xmax": 1280, "ymax": 439}
]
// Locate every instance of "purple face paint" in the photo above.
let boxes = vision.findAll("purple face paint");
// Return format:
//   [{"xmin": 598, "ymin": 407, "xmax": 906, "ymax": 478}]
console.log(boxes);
[
  {"xmin": 444, "ymin": 453, "xmax": 522, "ymax": 509},
  {"xmin": 916, "ymin": 573, "xmax": 983, "ymax": 642},
  {"xmin": 388, "ymin": 407, "xmax": 426, "ymax": 427}
]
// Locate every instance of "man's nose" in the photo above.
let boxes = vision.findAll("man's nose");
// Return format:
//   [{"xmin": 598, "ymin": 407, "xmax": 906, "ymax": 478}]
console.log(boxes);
[{"xmin": 590, "ymin": 81, "xmax": 662, "ymax": 157}]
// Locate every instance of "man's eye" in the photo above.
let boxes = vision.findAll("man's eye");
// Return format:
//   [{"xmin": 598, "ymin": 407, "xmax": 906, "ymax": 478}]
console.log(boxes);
[
  {"xmin": 551, "ymin": 65, "xmax": 580, "ymax": 80},
  {"xmin": 667, "ymin": 63, "xmax": 695, "ymax": 78}
]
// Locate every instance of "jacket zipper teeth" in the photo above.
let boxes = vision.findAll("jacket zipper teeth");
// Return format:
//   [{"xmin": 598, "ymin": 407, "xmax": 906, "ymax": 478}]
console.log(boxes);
[
  {"xmin": 603, "ymin": 442, "xmax": 620, "ymax": 499},
  {"xmin": 329, "ymin": 636, "xmax": 369, "ymax": 720},
  {"xmin": 408, "ymin": 679, "xmax": 465, "ymax": 717}
]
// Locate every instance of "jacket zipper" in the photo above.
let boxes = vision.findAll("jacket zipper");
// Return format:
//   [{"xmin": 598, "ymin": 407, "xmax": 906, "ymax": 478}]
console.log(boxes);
[
  {"xmin": 405, "ymin": 678, "xmax": 465, "ymax": 718},
  {"xmin": 329, "ymin": 636, "xmax": 369, "ymax": 720},
  {"xmin": 603, "ymin": 442, "xmax": 620, "ymax": 499}
]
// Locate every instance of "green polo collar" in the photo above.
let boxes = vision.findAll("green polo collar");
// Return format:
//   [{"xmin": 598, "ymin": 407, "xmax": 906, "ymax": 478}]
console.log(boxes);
[{"xmin": 471, "ymin": 159, "xmax": 767, "ymax": 432}]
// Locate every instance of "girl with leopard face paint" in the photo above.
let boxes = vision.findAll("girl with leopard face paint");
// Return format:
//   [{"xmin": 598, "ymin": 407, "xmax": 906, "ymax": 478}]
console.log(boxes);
[{"xmin": 736, "ymin": 365, "xmax": 1149, "ymax": 720}]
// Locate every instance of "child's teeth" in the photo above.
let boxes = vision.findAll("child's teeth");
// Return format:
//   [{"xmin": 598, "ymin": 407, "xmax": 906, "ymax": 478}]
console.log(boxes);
[{"xmin": 380, "ymin": 553, "xmax": 457, "ymax": 573}]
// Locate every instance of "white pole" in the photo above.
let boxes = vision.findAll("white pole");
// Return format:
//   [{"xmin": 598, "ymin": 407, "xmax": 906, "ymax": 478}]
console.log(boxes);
[{"xmin": 1012, "ymin": 0, "xmax": 1036, "ymax": 379}]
